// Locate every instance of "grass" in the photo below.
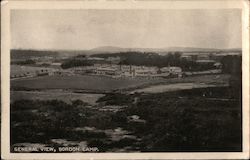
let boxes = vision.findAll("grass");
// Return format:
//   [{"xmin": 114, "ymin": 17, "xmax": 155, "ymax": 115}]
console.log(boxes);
[
  {"xmin": 11, "ymin": 91, "xmax": 104, "ymax": 105},
  {"xmin": 11, "ymin": 75, "xmax": 157, "ymax": 91},
  {"xmin": 11, "ymin": 65, "xmax": 54, "ymax": 75},
  {"xmin": 11, "ymin": 74, "xmax": 230, "ymax": 92}
]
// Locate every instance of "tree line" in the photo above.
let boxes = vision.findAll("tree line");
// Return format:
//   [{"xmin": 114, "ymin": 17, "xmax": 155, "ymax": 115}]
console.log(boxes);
[{"xmin": 61, "ymin": 51, "xmax": 241, "ymax": 72}]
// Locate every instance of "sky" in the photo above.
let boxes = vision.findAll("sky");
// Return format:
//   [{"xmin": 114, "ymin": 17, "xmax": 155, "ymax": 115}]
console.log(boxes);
[{"xmin": 11, "ymin": 9, "xmax": 242, "ymax": 50}]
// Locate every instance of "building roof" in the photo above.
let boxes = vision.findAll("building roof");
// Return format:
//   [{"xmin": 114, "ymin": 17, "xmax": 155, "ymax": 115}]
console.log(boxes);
[
  {"xmin": 196, "ymin": 60, "xmax": 215, "ymax": 63},
  {"xmin": 96, "ymin": 67, "xmax": 116, "ymax": 71}
]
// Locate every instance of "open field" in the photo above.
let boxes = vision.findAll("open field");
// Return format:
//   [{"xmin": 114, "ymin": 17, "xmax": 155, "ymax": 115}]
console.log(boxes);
[
  {"xmin": 11, "ymin": 65, "xmax": 54, "ymax": 75},
  {"xmin": 11, "ymin": 91, "xmax": 104, "ymax": 105},
  {"xmin": 11, "ymin": 74, "xmax": 230, "ymax": 92},
  {"xmin": 131, "ymin": 82, "xmax": 228, "ymax": 93},
  {"xmin": 11, "ymin": 75, "xmax": 161, "ymax": 91}
]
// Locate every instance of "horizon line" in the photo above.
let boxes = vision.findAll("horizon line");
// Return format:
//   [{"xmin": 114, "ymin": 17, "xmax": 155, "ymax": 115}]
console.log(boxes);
[{"xmin": 10, "ymin": 46, "xmax": 242, "ymax": 51}]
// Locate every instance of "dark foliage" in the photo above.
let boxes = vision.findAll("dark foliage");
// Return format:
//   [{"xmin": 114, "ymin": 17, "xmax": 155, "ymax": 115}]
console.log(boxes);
[
  {"xmin": 96, "ymin": 93, "xmax": 134, "ymax": 105},
  {"xmin": 11, "ymin": 85, "xmax": 242, "ymax": 152},
  {"xmin": 11, "ymin": 59, "xmax": 36, "ymax": 65},
  {"xmin": 11, "ymin": 49, "xmax": 59, "ymax": 59},
  {"xmin": 61, "ymin": 59, "xmax": 94, "ymax": 69},
  {"xmin": 221, "ymin": 55, "xmax": 242, "ymax": 74}
]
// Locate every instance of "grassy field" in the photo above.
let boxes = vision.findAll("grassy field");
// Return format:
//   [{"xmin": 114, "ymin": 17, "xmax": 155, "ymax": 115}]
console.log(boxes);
[
  {"xmin": 131, "ymin": 82, "xmax": 227, "ymax": 93},
  {"xmin": 11, "ymin": 65, "xmax": 55, "ymax": 75},
  {"xmin": 11, "ymin": 75, "xmax": 159, "ymax": 91},
  {"xmin": 11, "ymin": 74, "xmax": 230, "ymax": 92},
  {"xmin": 11, "ymin": 91, "xmax": 104, "ymax": 105}
]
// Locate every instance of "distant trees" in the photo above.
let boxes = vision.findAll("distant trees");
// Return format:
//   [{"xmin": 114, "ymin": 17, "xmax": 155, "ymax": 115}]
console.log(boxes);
[
  {"xmin": 92, "ymin": 51, "xmax": 183, "ymax": 68},
  {"xmin": 61, "ymin": 59, "xmax": 93, "ymax": 69},
  {"xmin": 76, "ymin": 54, "xmax": 87, "ymax": 58},
  {"xmin": 11, "ymin": 49, "xmax": 59, "ymax": 59},
  {"xmin": 12, "ymin": 59, "xmax": 36, "ymax": 65},
  {"xmin": 221, "ymin": 55, "xmax": 242, "ymax": 75},
  {"xmin": 61, "ymin": 51, "xmax": 242, "ymax": 72},
  {"xmin": 91, "ymin": 51, "xmax": 218, "ymax": 71},
  {"xmin": 220, "ymin": 55, "xmax": 242, "ymax": 99},
  {"xmin": 179, "ymin": 60, "xmax": 215, "ymax": 71}
]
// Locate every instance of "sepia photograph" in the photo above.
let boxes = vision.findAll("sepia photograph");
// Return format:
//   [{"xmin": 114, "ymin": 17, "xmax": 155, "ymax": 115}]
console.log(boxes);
[{"xmin": 1, "ymin": 0, "xmax": 249, "ymax": 159}]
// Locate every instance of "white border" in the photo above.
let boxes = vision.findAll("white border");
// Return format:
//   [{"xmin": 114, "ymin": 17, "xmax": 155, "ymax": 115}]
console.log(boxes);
[{"xmin": 1, "ymin": 0, "xmax": 249, "ymax": 159}]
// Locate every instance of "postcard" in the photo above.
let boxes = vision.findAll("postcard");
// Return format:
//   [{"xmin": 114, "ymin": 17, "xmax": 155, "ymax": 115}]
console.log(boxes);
[{"xmin": 1, "ymin": 0, "xmax": 249, "ymax": 159}]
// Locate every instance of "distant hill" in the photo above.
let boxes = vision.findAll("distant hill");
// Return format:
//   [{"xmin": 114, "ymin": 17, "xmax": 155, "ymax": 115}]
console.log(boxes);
[
  {"xmin": 162, "ymin": 47, "xmax": 220, "ymax": 52},
  {"xmin": 90, "ymin": 46, "xmax": 164, "ymax": 53},
  {"xmin": 11, "ymin": 49, "xmax": 89, "ymax": 59},
  {"xmin": 11, "ymin": 46, "xmax": 242, "ymax": 60},
  {"xmin": 90, "ymin": 46, "xmax": 242, "ymax": 54},
  {"xmin": 90, "ymin": 46, "xmax": 129, "ymax": 53}
]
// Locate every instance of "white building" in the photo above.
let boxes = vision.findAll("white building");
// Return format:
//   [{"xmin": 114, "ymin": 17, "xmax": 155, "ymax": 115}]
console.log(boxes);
[
  {"xmin": 95, "ymin": 67, "xmax": 117, "ymax": 75},
  {"xmin": 51, "ymin": 62, "xmax": 62, "ymax": 66},
  {"xmin": 160, "ymin": 66, "xmax": 182, "ymax": 74},
  {"xmin": 135, "ymin": 68, "xmax": 157, "ymax": 77},
  {"xmin": 87, "ymin": 57, "xmax": 105, "ymax": 61}
]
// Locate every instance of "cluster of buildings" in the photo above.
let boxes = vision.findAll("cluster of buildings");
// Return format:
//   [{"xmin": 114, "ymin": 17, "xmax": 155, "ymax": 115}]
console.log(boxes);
[
  {"xmin": 12, "ymin": 51, "xmax": 237, "ymax": 80},
  {"xmin": 11, "ymin": 63, "xmax": 183, "ymax": 80},
  {"xmin": 11, "ymin": 60, "xmax": 223, "ymax": 80},
  {"xmin": 10, "ymin": 65, "xmax": 60, "ymax": 79},
  {"xmin": 180, "ymin": 51, "xmax": 241, "ymax": 65},
  {"xmin": 72, "ymin": 64, "xmax": 183, "ymax": 79}
]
